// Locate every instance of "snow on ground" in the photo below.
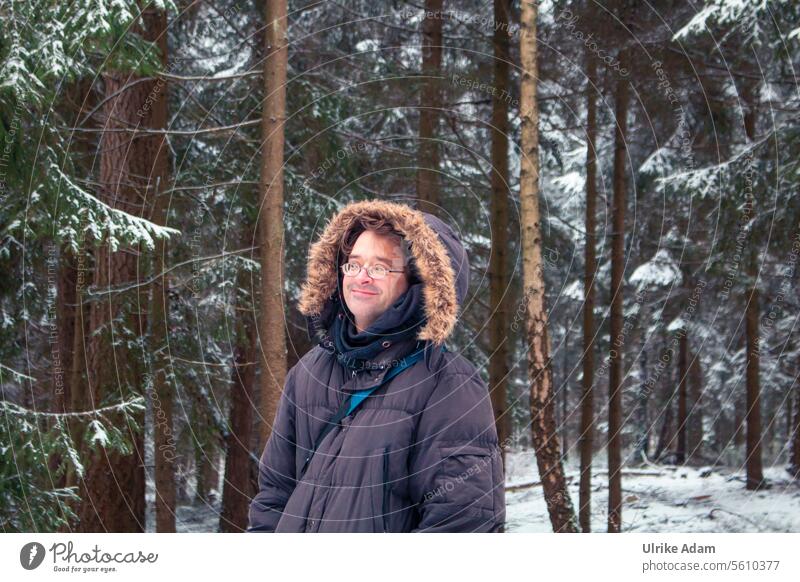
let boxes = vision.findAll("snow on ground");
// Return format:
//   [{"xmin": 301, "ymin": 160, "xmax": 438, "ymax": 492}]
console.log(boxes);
[
  {"xmin": 505, "ymin": 450, "xmax": 800, "ymax": 532},
  {"xmin": 146, "ymin": 449, "xmax": 800, "ymax": 532},
  {"xmin": 145, "ymin": 493, "xmax": 223, "ymax": 533}
]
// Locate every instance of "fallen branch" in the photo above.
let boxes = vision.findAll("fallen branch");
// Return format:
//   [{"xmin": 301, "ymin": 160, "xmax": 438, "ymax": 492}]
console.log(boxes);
[
  {"xmin": 506, "ymin": 475, "xmax": 574, "ymax": 493},
  {"xmin": 595, "ymin": 469, "xmax": 666, "ymax": 478}
]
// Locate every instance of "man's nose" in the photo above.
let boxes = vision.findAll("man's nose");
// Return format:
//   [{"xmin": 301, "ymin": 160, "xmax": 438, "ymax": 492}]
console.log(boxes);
[{"xmin": 354, "ymin": 267, "xmax": 374, "ymax": 284}]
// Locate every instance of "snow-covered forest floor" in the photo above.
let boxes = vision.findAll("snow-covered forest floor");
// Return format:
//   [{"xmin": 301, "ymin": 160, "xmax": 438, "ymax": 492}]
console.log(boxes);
[
  {"xmin": 505, "ymin": 450, "xmax": 800, "ymax": 532},
  {"xmin": 145, "ymin": 450, "xmax": 800, "ymax": 532}
]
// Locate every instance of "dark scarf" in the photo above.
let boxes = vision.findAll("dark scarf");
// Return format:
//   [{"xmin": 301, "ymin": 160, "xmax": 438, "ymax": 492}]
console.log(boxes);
[{"xmin": 331, "ymin": 282, "xmax": 425, "ymax": 369}]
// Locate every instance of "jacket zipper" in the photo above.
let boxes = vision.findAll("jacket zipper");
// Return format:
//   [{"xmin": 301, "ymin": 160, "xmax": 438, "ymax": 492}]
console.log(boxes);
[{"xmin": 382, "ymin": 447, "xmax": 390, "ymax": 533}]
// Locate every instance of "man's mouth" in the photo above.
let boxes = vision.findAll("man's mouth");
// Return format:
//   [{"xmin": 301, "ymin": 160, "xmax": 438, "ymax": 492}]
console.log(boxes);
[{"xmin": 351, "ymin": 288, "xmax": 378, "ymax": 296}]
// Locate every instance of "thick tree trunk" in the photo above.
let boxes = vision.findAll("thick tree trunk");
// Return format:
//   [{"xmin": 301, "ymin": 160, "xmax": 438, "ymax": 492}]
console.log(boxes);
[
  {"xmin": 578, "ymin": 42, "xmax": 598, "ymax": 534},
  {"xmin": 258, "ymin": 0, "xmax": 289, "ymax": 452},
  {"xmin": 489, "ymin": 0, "xmax": 511, "ymax": 473},
  {"xmin": 607, "ymin": 48, "xmax": 629, "ymax": 533},
  {"xmin": 519, "ymin": 0, "xmax": 577, "ymax": 533},
  {"xmin": 416, "ymin": 0, "xmax": 444, "ymax": 216},
  {"xmin": 77, "ymin": 73, "xmax": 148, "ymax": 531},
  {"xmin": 76, "ymin": 8, "xmax": 173, "ymax": 532}
]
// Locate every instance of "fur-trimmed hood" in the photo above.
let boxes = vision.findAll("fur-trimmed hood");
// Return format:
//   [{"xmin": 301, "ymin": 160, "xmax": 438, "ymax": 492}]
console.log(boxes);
[{"xmin": 298, "ymin": 200, "xmax": 469, "ymax": 345}]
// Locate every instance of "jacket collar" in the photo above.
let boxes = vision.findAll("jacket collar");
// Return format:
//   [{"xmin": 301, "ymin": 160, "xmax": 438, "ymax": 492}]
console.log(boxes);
[{"xmin": 339, "ymin": 336, "xmax": 425, "ymax": 391}]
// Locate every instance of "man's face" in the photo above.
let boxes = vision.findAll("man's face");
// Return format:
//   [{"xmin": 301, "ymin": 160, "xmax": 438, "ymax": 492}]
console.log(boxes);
[{"xmin": 342, "ymin": 230, "xmax": 410, "ymax": 333}]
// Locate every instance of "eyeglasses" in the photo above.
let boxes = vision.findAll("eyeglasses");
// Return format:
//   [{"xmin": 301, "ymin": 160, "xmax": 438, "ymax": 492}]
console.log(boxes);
[{"xmin": 341, "ymin": 262, "xmax": 405, "ymax": 280}]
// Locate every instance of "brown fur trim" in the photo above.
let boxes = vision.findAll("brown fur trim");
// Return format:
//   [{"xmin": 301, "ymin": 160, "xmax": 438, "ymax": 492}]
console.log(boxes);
[{"xmin": 297, "ymin": 200, "xmax": 458, "ymax": 344}]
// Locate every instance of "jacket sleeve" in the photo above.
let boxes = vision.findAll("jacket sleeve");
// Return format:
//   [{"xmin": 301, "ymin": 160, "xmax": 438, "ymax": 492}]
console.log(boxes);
[
  {"xmin": 247, "ymin": 366, "xmax": 298, "ymax": 532},
  {"xmin": 407, "ymin": 366, "xmax": 506, "ymax": 532}
]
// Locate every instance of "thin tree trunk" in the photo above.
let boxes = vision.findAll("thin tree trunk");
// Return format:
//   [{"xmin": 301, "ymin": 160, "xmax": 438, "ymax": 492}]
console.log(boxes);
[
  {"xmin": 150, "ymin": 193, "xmax": 175, "ymax": 532},
  {"xmin": 63, "ymin": 247, "xmax": 89, "ymax": 494},
  {"xmin": 61, "ymin": 80, "xmax": 95, "ymax": 498},
  {"xmin": 53, "ymin": 248, "xmax": 76, "ymax": 414},
  {"xmin": 519, "ymin": 0, "xmax": 577, "ymax": 533},
  {"xmin": 141, "ymin": 8, "xmax": 176, "ymax": 533},
  {"xmin": 489, "ymin": 0, "xmax": 511, "ymax": 472},
  {"xmin": 578, "ymin": 41, "xmax": 598, "ymax": 534},
  {"xmin": 220, "ymin": 313, "xmax": 258, "ymax": 531},
  {"xmin": 676, "ymin": 330, "xmax": 688, "ymax": 464},
  {"xmin": 416, "ymin": 0, "xmax": 444, "ymax": 216},
  {"xmin": 633, "ymin": 347, "xmax": 650, "ymax": 463},
  {"xmin": 790, "ymin": 360, "xmax": 800, "ymax": 477},
  {"xmin": 745, "ymin": 283, "xmax": 765, "ymax": 489},
  {"xmin": 655, "ymin": 384, "xmax": 675, "ymax": 462},
  {"xmin": 607, "ymin": 47, "xmax": 629, "ymax": 533},
  {"xmin": 258, "ymin": 0, "xmax": 289, "ymax": 452},
  {"xmin": 49, "ymin": 247, "xmax": 77, "ymax": 489},
  {"xmin": 561, "ymin": 349, "xmax": 569, "ymax": 461},
  {"xmin": 194, "ymin": 427, "xmax": 219, "ymax": 504},
  {"xmin": 733, "ymin": 392, "xmax": 745, "ymax": 448},
  {"xmin": 688, "ymin": 350, "xmax": 704, "ymax": 463},
  {"xmin": 743, "ymin": 84, "xmax": 765, "ymax": 490}
]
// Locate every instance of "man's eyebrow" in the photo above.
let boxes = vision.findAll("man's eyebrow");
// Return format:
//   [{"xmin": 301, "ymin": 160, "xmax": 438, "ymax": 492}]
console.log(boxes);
[{"xmin": 348, "ymin": 254, "xmax": 396, "ymax": 264}]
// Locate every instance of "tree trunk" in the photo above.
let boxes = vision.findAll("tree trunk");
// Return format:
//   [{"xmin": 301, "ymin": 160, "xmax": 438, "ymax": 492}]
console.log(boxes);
[
  {"xmin": 149, "ymin": 180, "xmax": 175, "ymax": 534},
  {"xmin": 49, "ymin": 247, "xmax": 77, "ymax": 489},
  {"xmin": 416, "ymin": 0, "xmax": 444, "ymax": 216},
  {"xmin": 139, "ymin": 8, "xmax": 176, "ymax": 533},
  {"xmin": 63, "ymin": 249, "xmax": 90, "ymax": 495},
  {"xmin": 607, "ymin": 47, "xmax": 629, "ymax": 533},
  {"xmin": 745, "ymin": 283, "xmax": 765, "ymax": 489},
  {"xmin": 258, "ymin": 0, "xmax": 289, "ymax": 452},
  {"xmin": 654, "ymin": 383, "xmax": 675, "ymax": 462},
  {"xmin": 194, "ymin": 430, "xmax": 219, "ymax": 504},
  {"xmin": 633, "ymin": 347, "xmax": 650, "ymax": 463},
  {"xmin": 519, "ymin": 0, "xmax": 577, "ymax": 533},
  {"xmin": 77, "ymin": 83, "xmax": 146, "ymax": 533},
  {"xmin": 733, "ymin": 392, "xmax": 745, "ymax": 448},
  {"xmin": 53, "ymin": 247, "xmax": 76, "ymax": 414},
  {"xmin": 220, "ymin": 314, "xmax": 258, "ymax": 531},
  {"xmin": 561, "ymin": 349, "xmax": 569, "ymax": 461},
  {"xmin": 489, "ymin": 0, "xmax": 511, "ymax": 473},
  {"xmin": 578, "ymin": 41, "xmax": 598, "ymax": 534},
  {"xmin": 688, "ymin": 350, "xmax": 704, "ymax": 463},
  {"xmin": 60, "ymin": 80, "xmax": 95, "ymax": 498},
  {"xmin": 676, "ymin": 330, "xmax": 688, "ymax": 464},
  {"xmin": 790, "ymin": 362, "xmax": 800, "ymax": 477},
  {"xmin": 76, "ymin": 7, "xmax": 174, "ymax": 532},
  {"xmin": 742, "ymin": 84, "xmax": 765, "ymax": 490}
]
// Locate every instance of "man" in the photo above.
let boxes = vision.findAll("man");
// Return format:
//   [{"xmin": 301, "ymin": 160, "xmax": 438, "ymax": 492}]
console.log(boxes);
[{"xmin": 248, "ymin": 199, "xmax": 505, "ymax": 532}]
